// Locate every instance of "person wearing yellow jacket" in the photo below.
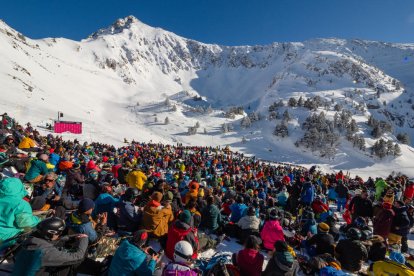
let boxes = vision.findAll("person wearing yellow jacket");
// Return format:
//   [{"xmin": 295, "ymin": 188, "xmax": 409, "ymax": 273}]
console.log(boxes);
[
  {"xmin": 126, "ymin": 167, "xmax": 147, "ymax": 190},
  {"xmin": 18, "ymin": 135, "xmax": 37, "ymax": 150}
]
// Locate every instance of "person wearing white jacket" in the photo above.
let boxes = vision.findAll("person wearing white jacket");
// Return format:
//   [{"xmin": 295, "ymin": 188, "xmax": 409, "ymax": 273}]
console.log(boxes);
[{"xmin": 237, "ymin": 206, "xmax": 261, "ymax": 243}]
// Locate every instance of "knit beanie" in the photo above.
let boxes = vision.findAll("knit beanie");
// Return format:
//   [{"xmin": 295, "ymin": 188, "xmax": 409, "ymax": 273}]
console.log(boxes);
[
  {"xmin": 164, "ymin": 191, "xmax": 174, "ymax": 201},
  {"xmin": 318, "ymin": 222, "xmax": 330, "ymax": 233},
  {"xmin": 179, "ymin": 210, "xmax": 192, "ymax": 225},
  {"xmin": 78, "ymin": 198, "xmax": 95, "ymax": 213},
  {"xmin": 151, "ymin": 191, "xmax": 163, "ymax": 203},
  {"xmin": 133, "ymin": 230, "xmax": 148, "ymax": 248}
]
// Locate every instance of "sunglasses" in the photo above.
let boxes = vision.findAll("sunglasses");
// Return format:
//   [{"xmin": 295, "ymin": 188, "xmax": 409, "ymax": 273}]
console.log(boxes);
[{"xmin": 45, "ymin": 179, "xmax": 54, "ymax": 182}]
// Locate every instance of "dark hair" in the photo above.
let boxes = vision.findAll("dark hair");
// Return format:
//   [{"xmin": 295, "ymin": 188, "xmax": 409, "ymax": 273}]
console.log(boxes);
[
  {"xmin": 186, "ymin": 198, "xmax": 197, "ymax": 209},
  {"xmin": 245, "ymin": 235, "xmax": 261, "ymax": 250},
  {"xmin": 274, "ymin": 240, "xmax": 288, "ymax": 252},
  {"xmin": 236, "ymin": 195, "xmax": 244, "ymax": 204},
  {"xmin": 206, "ymin": 195, "xmax": 214, "ymax": 205}
]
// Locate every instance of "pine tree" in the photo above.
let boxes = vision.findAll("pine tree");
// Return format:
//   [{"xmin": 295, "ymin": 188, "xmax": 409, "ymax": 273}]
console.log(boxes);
[
  {"xmin": 172, "ymin": 105, "xmax": 178, "ymax": 111},
  {"xmin": 396, "ymin": 133, "xmax": 410, "ymax": 144},
  {"xmin": 241, "ymin": 116, "xmax": 252, "ymax": 128},
  {"xmin": 274, "ymin": 122, "xmax": 289, "ymax": 138},
  {"xmin": 297, "ymin": 96, "xmax": 304, "ymax": 107},
  {"xmin": 288, "ymin": 97, "xmax": 297, "ymax": 107},
  {"xmin": 164, "ymin": 117, "xmax": 169, "ymax": 125},
  {"xmin": 165, "ymin": 97, "xmax": 171, "ymax": 107},
  {"xmin": 195, "ymin": 121, "xmax": 200, "ymax": 128},
  {"xmin": 394, "ymin": 144, "xmax": 402, "ymax": 156},
  {"xmin": 187, "ymin": 126, "xmax": 197, "ymax": 135},
  {"xmin": 203, "ymin": 128, "xmax": 207, "ymax": 134},
  {"xmin": 154, "ymin": 117, "xmax": 158, "ymax": 123},
  {"xmin": 282, "ymin": 110, "xmax": 291, "ymax": 121},
  {"xmin": 371, "ymin": 125, "xmax": 382, "ymax": 138}
]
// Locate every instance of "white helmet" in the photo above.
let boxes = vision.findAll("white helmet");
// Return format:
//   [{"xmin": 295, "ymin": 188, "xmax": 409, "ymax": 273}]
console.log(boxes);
[{"xmin": 174, "ymin": 240, "xmax": 193, "ymax": 263}]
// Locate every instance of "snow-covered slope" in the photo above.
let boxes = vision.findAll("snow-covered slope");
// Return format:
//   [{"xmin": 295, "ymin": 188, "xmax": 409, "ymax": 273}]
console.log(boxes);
[{"xmin": 1, "ymin": 16, "xmax": 414, "ymax": 178}]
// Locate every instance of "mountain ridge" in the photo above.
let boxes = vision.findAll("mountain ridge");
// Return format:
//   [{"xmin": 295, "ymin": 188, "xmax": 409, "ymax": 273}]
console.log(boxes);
[{"xmin": 1, "ymin": 16, "xmax": 414, "ymax": 177}]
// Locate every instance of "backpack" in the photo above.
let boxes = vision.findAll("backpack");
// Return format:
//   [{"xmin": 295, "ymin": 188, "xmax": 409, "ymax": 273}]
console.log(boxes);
[
  {"xmin": 163, "ymin": 262, "xmax": 201, "ymax": 276},
  {"xmin": 371, "ymin": 259, "xmax": 414, "ymax": 276},
  {"xmin": 319, "ymin": 266, "xmax": 348, "ymax": 276}
]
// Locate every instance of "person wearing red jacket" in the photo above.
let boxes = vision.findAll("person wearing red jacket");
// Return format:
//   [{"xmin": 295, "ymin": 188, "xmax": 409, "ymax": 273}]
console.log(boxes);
[
  {"xmin": 404, "ymin": 182, "xmax": 414, "ymax": 201},
  {"xmin": 232, "ymin": 235, "xmax": 264, "ymax": 276},
  {"xmin": 311, "ymin": 196, "xmax": 329, "ymax": 215}
]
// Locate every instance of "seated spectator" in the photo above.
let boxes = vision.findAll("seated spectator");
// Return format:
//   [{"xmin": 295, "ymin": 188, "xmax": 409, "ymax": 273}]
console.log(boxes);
[
  {"xmin": 163, "ymin": 241, "xmax": 201, "ymax": 276},
  {"xmin": 142, "ymin": 191, "xmax": 174, "ymax": 238},
  {"xmin": 67, "ymin": 198, "xmax": 101, "ymax": 243},
  {"xmin": 24, "ymin": 153, "xmax": 49, "ymax": 183},
  {"xmin": 200, "ymin": 195, "xmax": 222, "ymax": 234},
  {"xmin": 232, "ymin": 235, "xmax": 264, "ymax": 276},
  {"xmin": 0, "ymin": 177, "xmax": 40, "ymax": 244},
  {"xmin": 261, "ymin": 209, "xmax": 284, "ymax": 251},
  {"xmin": 263, "ymin": 240, "xmax": 299, "ymax": 276},
  {"xmin": 237, "ymin": 206, "xmax": 261, "ymax": 243},
  {"xmin": 109, "ymin": 230, "xmax": 157, "ymax": 276}
]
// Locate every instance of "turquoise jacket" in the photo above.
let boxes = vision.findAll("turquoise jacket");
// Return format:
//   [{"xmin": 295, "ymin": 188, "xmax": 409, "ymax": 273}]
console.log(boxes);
[
  {"xmin": 109, "ymin": 240, "xmax": 156, "ymax": 276},
  {"xmin": 24, "ymin": 159, "xmax": 48, "ymax": 181},
  {"xmin": 0, "ymin": 178, "xmax": 40, "ymax": 243}
]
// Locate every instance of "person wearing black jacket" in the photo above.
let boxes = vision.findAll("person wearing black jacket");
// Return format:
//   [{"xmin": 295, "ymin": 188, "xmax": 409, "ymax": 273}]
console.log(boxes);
[
  {"xmin": 325, "ymin": 216, "xmax": 340, "ymax": 241},
  {"xmin": 116, "ymin": 188, "xmax": 142, "ymax": 232},
  {"xmin": 348, "ymin": 189, "xmax": 373, "ymax": 220},
  {"xmin": 335, "ymin": 228, "xmax": 368, "ymax": 273},
  {"xmin": 13, "ymin": 217, "xmax": 89, "ymax": 275},
  {"xmin": 307, "ymin": 223, "xmax": 335, "ymax": 256},
  {"xmin": 391, "ymin": 200, "xmax": 411, "ymax": 252},
  {"xmin": 334, "ymin": 180, "xmax": 348, "ymax": 212}
]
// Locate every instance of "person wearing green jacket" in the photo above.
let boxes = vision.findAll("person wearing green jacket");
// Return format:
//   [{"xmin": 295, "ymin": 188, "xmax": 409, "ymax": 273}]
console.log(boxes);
[
  {"xmin": 0, "ymin": 177, "xmax": 40, "ymax": 245},
  {"xmin": 375, "ymin": 178, "xmax": 388, "ymax": 201}
]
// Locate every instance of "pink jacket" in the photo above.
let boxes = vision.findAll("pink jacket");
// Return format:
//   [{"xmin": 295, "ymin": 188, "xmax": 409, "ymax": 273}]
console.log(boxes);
[{"xmin": 260, "ymin": 220, "xmax": 285, "ymax": 250}]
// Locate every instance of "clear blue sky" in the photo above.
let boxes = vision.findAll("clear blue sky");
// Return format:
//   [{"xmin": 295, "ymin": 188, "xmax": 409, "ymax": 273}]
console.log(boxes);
[{"xmin": 2, "ymin": 0, "xmax": 414, "ymax": 45}]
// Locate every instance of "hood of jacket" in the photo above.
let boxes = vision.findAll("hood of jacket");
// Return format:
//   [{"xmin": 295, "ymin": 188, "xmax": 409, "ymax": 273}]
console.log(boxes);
[
  {"xmin": 0, "ymin": 177, "xmax": 28, "ymax": 198},
  {"xmin": 274, "ymin": 251, "xmax": 294, "ymax": 272}
]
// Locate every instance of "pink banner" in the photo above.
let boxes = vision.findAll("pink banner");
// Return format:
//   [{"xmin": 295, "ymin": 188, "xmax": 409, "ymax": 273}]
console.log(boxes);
[{"xmin": 54, "ymin": 121, "xmax": 82, "ymax": 134}]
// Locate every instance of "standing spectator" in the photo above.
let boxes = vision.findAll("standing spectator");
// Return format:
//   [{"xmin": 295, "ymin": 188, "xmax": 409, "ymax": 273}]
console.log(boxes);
[
  {"xmin": 348, "ymin": 188, "xmax": 373, "ymax": 220},
  {"xmin": 390, "ymin": 200, "xmax": 410, "ymax": 251},
  {"xmin": 335, "ymin": 180, "xmax": 348, "ymax": 212},
  {"xmin": 300, "ymin": 178, "xmax": 315, "ymax": 207},
  {"xmin": 373, "ymin": 200, "xmax": 395, "ymax": 240}
]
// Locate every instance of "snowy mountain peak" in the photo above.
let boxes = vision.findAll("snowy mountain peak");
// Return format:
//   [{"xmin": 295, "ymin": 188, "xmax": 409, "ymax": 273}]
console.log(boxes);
[
  {"xmin": 87, "ymin": 15, "xmax": 160, "ymax": 40},
  {"xmin": 1, "ymin": 18, "xmax": 414, "ymax": 177}
]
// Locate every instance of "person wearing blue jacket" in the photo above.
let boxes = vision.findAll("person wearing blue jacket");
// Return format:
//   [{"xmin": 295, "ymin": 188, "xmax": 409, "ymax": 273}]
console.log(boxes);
[
  {"xmin": 109, "ymin": 230, "xmax": 157, "ymax": 276},
  {"xmin": 300, "ymin": 179, "xmax": 315, "ymax": 206},
  {"xmin": 93, "ymin": 185, "xmax": 119, "ymax": 229},
  {"xmin": 48, "ymin": 152, "xmax": 60, "ymax": 171},
  {"xmin": 230, "ymin": 196, "xmax": 248, "ymax": 223},
  {"xmin": 67, "ymin": 198, "xmax": 99, "ymax": 243}
]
